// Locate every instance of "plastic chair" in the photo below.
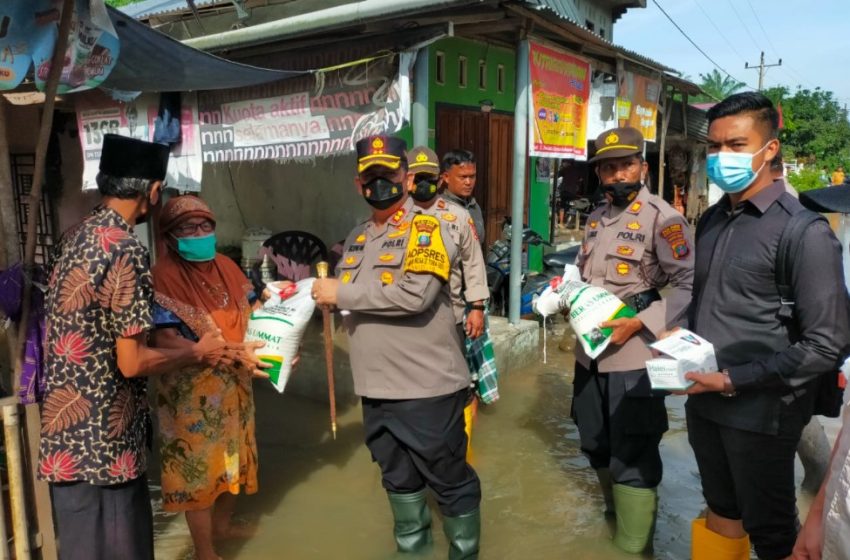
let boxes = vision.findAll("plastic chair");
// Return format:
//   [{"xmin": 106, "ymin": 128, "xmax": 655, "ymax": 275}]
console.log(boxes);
[{"xmin": 261, "ymin": 230, "xmax": 328, "ymax": 282}]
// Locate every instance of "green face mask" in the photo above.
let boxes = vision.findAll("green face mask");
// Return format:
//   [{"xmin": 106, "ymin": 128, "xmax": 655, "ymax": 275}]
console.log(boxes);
[{"xmin": 174, "ymin": 233, "xmax": 217, "ymax": 262}]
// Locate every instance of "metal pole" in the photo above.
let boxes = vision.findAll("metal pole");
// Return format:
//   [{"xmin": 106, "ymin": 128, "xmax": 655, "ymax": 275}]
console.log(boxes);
[
  {"xmin": 509, "ymin": 39, "xmax": 529, "ymax": 325},
  {"xmin": 3, "ymin": 405, "xmax": 30, "ymax": 560},
  {"xmin": 412, "ymin": 47, "xmax": 430, "ymax": 148}
]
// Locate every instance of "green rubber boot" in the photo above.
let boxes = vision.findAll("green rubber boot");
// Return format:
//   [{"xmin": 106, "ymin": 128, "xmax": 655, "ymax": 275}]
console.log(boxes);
[
  {"xmin": 612, "ymin": 484, "xmax": 657, "ymax": 554},
  {"xmin": 596, "ymin": 468, "xmax": 615, "ymax": 515},
  {"xmin": 387, "ymin": 490, "xmax": 433, "ymax": 553},
  {"xmin": 442, "ymin": 509, "xmax": 480, "ymax": 560}
]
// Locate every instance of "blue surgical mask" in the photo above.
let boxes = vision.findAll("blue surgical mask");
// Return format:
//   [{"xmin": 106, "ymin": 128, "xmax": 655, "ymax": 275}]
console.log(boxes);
[
  {"xmin": 707, "ymin": 143, "xmax": 769, "ymax": 193},
  {"xmin": 174, "ymin": 233, "xmax": 217, "ymax": 262}
]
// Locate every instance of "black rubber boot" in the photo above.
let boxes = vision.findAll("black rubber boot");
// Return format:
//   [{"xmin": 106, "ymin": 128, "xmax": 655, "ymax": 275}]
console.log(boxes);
[
  {"xmin": 387, "ymin": 489, "xmax": 433, "ymax": 553},
  {"xmin": 442, "ymin": 508, "xmax": 480, "ymax": 560}
]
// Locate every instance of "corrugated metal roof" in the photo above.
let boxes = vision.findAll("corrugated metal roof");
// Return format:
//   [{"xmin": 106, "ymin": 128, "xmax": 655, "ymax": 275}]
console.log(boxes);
[
  {"xmin": 669, "ymin": 103, "xmax": 709, "ymax": 143},
  {"xmin": 120, "ymin": 0, "xmax": 222, "ymax": 19},
  {"xmin": 518, "ymin": 1, "xmax": 680, "ymax": 75},
  {"xmin": 522, "ymin": 0, "xmax": 581, "ymax": 22}
]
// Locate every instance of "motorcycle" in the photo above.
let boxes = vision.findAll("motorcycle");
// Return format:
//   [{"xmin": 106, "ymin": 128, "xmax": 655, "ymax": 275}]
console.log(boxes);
[{"xmin": 486, "ymin": 218, "xmax": 580, "ymax": 317}]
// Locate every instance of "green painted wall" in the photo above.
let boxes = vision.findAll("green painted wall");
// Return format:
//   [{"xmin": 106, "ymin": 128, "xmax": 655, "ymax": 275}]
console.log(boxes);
[
  {"xmin": 528, "ymin": 159, "xmax": 552, "ymax": 270},
  {"xmin": 427, "ymin": 37, "xmax": 516, "ymax": 146},
  {"xmin": 399, "ymin": 37, "xmax": 550, "ymax": 272}
]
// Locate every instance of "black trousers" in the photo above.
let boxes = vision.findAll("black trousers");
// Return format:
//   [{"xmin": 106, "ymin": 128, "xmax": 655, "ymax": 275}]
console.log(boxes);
[
  {"xmin": 362, "ymin": 389, "xmax": 481, "ymax": 517},
  {"xmin": 687, "ymin": 405, "xmax": 807, "ymax": 560},
  {"xmin": 571, "ymin": 361, "xmax": 668, "ymax": 488},
  {"xmin": 50, "ymin": 474, "xmax": 154, "ymax": 560}
]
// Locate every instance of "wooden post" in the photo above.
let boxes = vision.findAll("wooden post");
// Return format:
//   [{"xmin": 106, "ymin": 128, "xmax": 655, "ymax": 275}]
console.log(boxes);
[
  {"xmin": 0, "ymin": 98, "xmax": 20, "ymax": 268},
  {"xmin": 13, "ymin": 0, "xmax": 73, "ymax": 392},
  {"xmin": 23, "ymin": 404, "xmax": 57, "ymax": 560},
  {"xmin": 8, "ymin": 3, "xmax": 74, "ymax": 559},
  {"xmin": 3, "ymin": 404, "xmax": 30, "ymax": 560}
]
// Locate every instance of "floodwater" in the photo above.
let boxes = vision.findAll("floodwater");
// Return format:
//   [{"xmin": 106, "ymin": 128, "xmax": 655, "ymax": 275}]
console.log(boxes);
[{"xmin": 150, "ymin": 320, "xmax": 822, "ymax": 560}]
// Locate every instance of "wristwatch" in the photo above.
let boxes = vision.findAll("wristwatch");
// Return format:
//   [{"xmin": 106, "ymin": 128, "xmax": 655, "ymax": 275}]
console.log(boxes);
[
  {"xmin": 470, "ymin": 303, "xmax": 487, "ymax": 311},
  {"xmin": 720, "ymin": 369, "xmax": 737, "ymax": 397}
]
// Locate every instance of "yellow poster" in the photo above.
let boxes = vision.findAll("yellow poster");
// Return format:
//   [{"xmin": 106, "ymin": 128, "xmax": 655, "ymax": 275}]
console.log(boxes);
[{"xmin": 528, "ymin": 42, "xmax": 591, "ymax": 159}]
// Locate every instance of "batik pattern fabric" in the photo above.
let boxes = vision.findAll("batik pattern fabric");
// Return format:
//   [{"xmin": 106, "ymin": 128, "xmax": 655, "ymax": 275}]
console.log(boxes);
[
  {"xmin": 153, "ymin": 285, "xmax": 258, "ymax": 512},
  {"xmin": 38, "ymin": 206, "xmax": 154, "ymax": 485}
]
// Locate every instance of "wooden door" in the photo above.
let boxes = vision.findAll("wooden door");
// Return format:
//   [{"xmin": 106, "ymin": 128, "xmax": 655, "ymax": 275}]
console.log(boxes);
[
  {"xmin": 484, "ymin": 112, "xmax": 515, "ymax": 245},
  {"xmin": 435, "ymin": 106, "xmax": 518, "ymax": 246}
]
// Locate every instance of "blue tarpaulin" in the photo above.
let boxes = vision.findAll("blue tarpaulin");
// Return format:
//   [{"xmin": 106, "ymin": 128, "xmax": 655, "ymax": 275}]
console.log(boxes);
[{"xmin": 101, "ymin": 7, "xmax": 304, "ymax": 92}]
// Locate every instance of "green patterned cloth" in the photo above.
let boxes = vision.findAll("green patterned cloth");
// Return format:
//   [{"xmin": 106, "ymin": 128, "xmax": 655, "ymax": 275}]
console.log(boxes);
[{"xmin": 464, "ymin": 308, "xmax": 500, "ymax": 405}]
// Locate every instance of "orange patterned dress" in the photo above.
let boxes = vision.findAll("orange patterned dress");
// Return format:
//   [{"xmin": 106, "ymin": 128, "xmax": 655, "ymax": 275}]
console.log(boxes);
[{"xmin": 153, "ymin": 285, "xmax": 258, "ymax": 512}]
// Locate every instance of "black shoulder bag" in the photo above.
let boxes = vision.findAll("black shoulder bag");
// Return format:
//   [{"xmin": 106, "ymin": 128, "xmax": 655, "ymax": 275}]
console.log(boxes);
[{"xmin": 775, "ymin": 207, "xmax": 846, "ymax": 417}]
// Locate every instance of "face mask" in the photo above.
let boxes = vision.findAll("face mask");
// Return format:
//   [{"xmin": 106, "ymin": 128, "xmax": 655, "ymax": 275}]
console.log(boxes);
[
  {"xmin": 707, "ymin": 144, "xmax": 769, "ymax": 193},
  {"xmin": 411, "ymin": 175, "xmax": 439, "ymax": 202},
  {"xmin": 603, "ymin": 181, "xmax": 642, "ymax": 208},
  {"xmin": 362, "ymin": 177, "xmax": 405, "ymax": 210},
  {"xmin": 174, "ymin": 233, "xmax": 217, "ymax": 262}
]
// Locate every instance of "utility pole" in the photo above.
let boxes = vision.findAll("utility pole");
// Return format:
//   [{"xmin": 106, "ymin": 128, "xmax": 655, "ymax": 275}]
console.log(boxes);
[{"xmin": 745, "ymin": 51, "xmax": 782, "ymax": 91}]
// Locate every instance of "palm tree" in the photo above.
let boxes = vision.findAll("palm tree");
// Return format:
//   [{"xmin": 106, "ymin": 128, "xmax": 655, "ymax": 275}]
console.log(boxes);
[{"xmin": 698, "ymin": 70, "xmax": 746, "ymax": 101}]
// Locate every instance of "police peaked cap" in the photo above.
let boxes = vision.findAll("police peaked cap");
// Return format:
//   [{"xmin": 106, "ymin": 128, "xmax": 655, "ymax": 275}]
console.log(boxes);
[
  {"xmin": 99, "ymin": 134, "xmax": 170, "ymax": 181},
  {"xmin": 590, "ymin": 127, "xmax": 644, "ymax": 163},
  {"xmin": 356, "ymin": 135, "xmax": 408, "ymax": 173}
]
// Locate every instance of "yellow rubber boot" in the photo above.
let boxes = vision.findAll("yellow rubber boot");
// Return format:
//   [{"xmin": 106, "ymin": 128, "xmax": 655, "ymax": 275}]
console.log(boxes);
[
  {"xmin": 691, "ymin": 518, "xmax": 751, "ymax": 560},
  {"xmin": 464, "ymin": 400, "xmax": 478, "ymax": 463}
]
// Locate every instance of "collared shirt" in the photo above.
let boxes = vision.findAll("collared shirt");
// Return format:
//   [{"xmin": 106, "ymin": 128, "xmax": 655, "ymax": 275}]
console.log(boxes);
[
  {"xmin": 576, "ymin": 186, "xmax": 694, "ymax": 372},
  {"xmin": 423, "ymin": 196, "xmax": 489, "ymax": 323},
  {"xmin": 687, "ymin": 180, "xmax": 850, "ymax": 434},
  {"xmin": 39, "ymin": 206, "xmax": 154, "ymax": 485},
  {"xmin": 336, "ymin": 197, "xmax": 470, "ymax": 399},
  {"xmin": 443, "ymin": 190, "xmax": 485, "ymax": 244}
]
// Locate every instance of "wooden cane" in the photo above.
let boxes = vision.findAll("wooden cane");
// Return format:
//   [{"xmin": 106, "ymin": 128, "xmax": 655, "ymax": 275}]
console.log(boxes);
[{"xmin": 316, "ymin": 262, "xmax": 337, "ymax": 440}]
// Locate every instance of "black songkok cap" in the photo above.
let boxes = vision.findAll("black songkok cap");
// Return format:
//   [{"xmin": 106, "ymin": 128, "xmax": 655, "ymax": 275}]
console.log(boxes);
[{"xmin": 99, "ymin": 134, "xmax": 170, "ymax": 180}]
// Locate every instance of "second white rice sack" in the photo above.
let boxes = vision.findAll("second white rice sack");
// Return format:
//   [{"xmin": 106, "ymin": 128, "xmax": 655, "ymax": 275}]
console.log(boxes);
[
  {"xmin": 245, "ymin": 278, "xmax": 316, "ymax": 393},
  {"xmin": 534, "ymin": 265, "xmax": 636, "ymax": 359}
]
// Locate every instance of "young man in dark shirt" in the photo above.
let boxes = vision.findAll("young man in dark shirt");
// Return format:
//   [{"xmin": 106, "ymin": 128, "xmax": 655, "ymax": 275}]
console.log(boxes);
[{"xmin": 682, "ymin": 93, "xmax": 850, "ymax": 560}]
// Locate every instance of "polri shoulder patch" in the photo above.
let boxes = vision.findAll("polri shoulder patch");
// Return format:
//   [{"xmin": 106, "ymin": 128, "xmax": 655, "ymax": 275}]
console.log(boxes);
[
  {"xmin": 404, "ymin": 214, "xmax": 450, "ymax": 281},
  {"xmin": 660, "ymin": 222, "xmax": 690, "ymax": 260}
]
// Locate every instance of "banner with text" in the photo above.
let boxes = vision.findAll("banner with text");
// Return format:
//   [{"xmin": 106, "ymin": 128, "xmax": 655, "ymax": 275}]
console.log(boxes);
[
  {"xmin": 76, "ymin": 91, "xmax": 202, "ymax": 191},
  {"xmin": 197, "ymin": 55, "xmax": 409, "ymax": 163},
  {"xmin": 528, "ymin": 42, "xmax": 591, "ymax": 159},
  {"xmin": 616, "ymin": 71, "xmax": 662, "ymax": 143}
]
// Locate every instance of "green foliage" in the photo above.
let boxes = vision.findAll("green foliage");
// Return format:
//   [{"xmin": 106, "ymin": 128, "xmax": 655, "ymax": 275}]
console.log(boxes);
[
  {"xmin": 694, "ymin": 70, "xmax": 746, "ymax": 102},
  {"xmin": 763, "ymin": 85, "xmax": 850, "ymax": 171},
  {"xmin": 787, "ymin": 167, "xmax": 828, "ymax": 193}
]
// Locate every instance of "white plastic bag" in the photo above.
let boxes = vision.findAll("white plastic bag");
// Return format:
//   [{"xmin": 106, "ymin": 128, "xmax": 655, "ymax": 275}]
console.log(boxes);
[
  {"xmin": 245, "ymin": 278, "xmax": 316, "ymax": 393},
  {"xmin": 534, "ymin": 265, "xmax": 635, "ymax": 359}
]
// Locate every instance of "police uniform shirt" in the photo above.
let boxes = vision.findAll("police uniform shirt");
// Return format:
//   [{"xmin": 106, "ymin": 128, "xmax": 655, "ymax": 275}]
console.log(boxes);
[
  {"xmin": 424, "ymin": 196, "xmax": 490, "ymax": 323},
  {"xmin": 576, "ymin": 186, "xmax": 695, "ymax": 373},
  {"xmin": 687, "ymin": 179, "xmax": 850, "ymax": 435},
  {"xmin": 336, "ymin": 197, "xmax": 471, "ymax": 399},
  {"xmin": 443, "ymin": 190, "xmax": 485, "ymax": 244}
]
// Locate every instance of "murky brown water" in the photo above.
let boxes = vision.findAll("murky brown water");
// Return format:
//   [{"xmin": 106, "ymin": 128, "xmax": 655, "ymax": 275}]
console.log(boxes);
[{"xmin": 150, "ymin": 321, "xmax": 821, "ymax": 560}]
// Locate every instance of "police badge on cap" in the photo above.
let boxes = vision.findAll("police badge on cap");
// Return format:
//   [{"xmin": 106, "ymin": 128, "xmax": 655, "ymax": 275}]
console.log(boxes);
[
  {"xmin": 589, "ymin": 127, "xmax": 644, "ymax": 163},
  {"xmin": 355, "ymin": 135, "xmax": 407, "ymax": 173},
  {"xmin": 99, "ymin": 134, "xmax": 170, "ymax": 180}
]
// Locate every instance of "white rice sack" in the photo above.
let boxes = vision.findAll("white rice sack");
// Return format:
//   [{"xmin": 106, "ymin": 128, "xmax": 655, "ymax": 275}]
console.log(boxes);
[
  {"xmin": 245, "ymin": 278, "xmax": 316, "ymax": 393},
  {"xmin": 534, "ymin": 265, "xmax": 636, "ymax": 360}
]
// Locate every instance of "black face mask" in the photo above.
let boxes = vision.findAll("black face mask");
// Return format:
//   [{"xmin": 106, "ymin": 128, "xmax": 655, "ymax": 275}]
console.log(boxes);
[
  {"xmin": 362, "ymin": 177, "xmax": 405, "ymax": 210},
  {"xmin": 603, "ymin": 181, "xmax": 642, "ymax": 208},
  {"xmin": 411, "ymin": 175, "xmax": 439, "ymax": 202}
]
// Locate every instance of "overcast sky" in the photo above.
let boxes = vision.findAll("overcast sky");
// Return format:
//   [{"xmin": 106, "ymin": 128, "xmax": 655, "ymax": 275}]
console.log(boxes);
[{"xmin": 614, "ymin": 0, "xmax": 850, "ymax": 108}]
